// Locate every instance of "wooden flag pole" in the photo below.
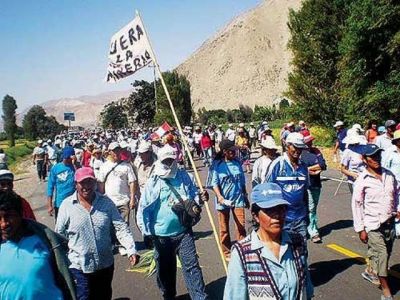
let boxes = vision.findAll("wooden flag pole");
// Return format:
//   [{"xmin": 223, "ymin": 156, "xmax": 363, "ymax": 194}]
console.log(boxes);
[{"xmin": 136, "ymin": 11, "xmax": 228, "ymax": 273}]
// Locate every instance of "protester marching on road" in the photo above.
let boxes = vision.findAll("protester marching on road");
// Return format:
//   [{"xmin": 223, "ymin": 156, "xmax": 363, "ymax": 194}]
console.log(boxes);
[
  {"xmin": 137, "ymin": 146, "xmax": 209, "ymax": 300},
  {"xmin": 0, "ymin": 169, "xmax": 36, "ymax": 220},
  {"xmin": 89, "ymin": 147, "xmax": 105, "ymax": 179},
  {"xmin": 225, "ymin": 124, "xmax": 236, "ymax": 142},
  {"xmin": 340, "ymin": 129, "xmax": 366, "ymax": 194},
  {"xmin": 56, "ymin": 167, "xmax": 139, "ymax": 300},
  {"xmin": 265, "ymin": 133, "xmax": 309, "ymax": 242},
  {"xmin": 351, "ymin": 144, "xmax": 400, "ymax": 300},
  {"xmin": 301, "ymin": 135, "xmax": 327, "ymax": 243},
  {"xmin": 207, "ymin": 139, "xmax": 249, "ymax": 261},
  {"xmin": 382, "ymin": 129, "xmax": 400, "ymax": 184},
  {"xmin": 365, "ymin": 120, "xmax": 379, "ymax": 144},
  {"xmin": 32, "ymin": 139, "xmax": 48, "ymax": 183},
  {"xmin": 47, "ymin": 146, "xmax": 76, "ymax": 220},
  {"xmin": 224, "ymin": 183, "xmax": 313, "ymax": 300},
  {"xmin": 375, "ymin": 120, "xmax": 397, "ymax": 151},
  {"xmin": 98, "ymin": 142, "xmax": 138, "ymax": 225},
  {"xmin": 0, "ymin": 191, "xmax": 76, "ymax": 300},
  {"xmin": 252, "ymin": 137, "xmax": 279, "ymax": 187},
  {"xmin": 333, "ymin": 121, "xmax": 347, "ymax": 161},
  {"xmin": 248, "ymin": 122, "xmax": 257, "ymax": 150}
]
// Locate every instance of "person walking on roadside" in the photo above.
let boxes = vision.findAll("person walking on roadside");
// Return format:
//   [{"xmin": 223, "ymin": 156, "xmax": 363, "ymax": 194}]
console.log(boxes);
[
  {"xmin": 98, "ymin": 142, "xmax": 138, "ymax": 223},
  {"xmin": 207, "ymin": 139, "xmax": 249, "ymax": 260},
  {"xmin": 137, "ymin": 146, "xmax": 209, "ymax": 300},
  {"xmin": 265, "ymin": 132, "xmax": 309, "ymax": 241},
  {"xmin": 56, "ymin": 167, "xmax": 139, "ymax": 300},
  {"xmin": 0, "ymin": 169, "xmax": 36, "ymax": 220},
  {"xmin": 225, "ymin": 124, "xmax": 236, "ymax": 142},
  {"xmin": 32, "ymin": 139, "xmax": 47, "ymax": 183},
  {"xmin": 352, "ymin": 144, "xmax": 399, "ymax": 300},
  {"xmin": 47, "ymin": 146, "xmax": 76, "ymax": 219},
  {"xmin": 301, "ymin": 135, "xmax": 327, "ymax": 243},
  {"xmin": 0, "ymin": 190, "xmax": 76, "ymax": 300},
  {"xmin": 340, "ymin": 129, "xmax": 366, "ymax": 194},
  {"xmin": 215, "ymin": 124, "xmax": 224, "ymax": 152},
  {"xmin": 382, "ymin": 129, "xmax": 400, "ymax": 184},
  {"xmin": 89, "ymin": 148, "xmax": 104, "ymax": 179},
  {"xmin": 252, "ymin": 138, "xmax": 279, "ymax": 187},
  {"xmin": 365, "ymin": 120, "xmax": 379, "ymax": 143},
  {"xmin": 375, "ymin": 120, "xmax": 397, "ymax": 151},
  {"xmin": 333, "ymin": 121, "xmax": 347, "ymax": 161},
  {"xmin": 200, "ymin": 131, "xmax": 213, "ymax": 167},
  {"xmin": 236, "ymin": 128, "xmax": 251, "ymax": 174},
  {"xmin": 248, "ymin": 122, "xmax": 257, "ymax": 150},
  {"xmin": 224, "ymin": 183, "xmax": 313, "ymax": 300}
]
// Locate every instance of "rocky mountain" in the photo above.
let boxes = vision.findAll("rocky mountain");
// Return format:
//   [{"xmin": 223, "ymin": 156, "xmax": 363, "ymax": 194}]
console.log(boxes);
[
  {"xmin": 16, "ymin": 90, "xmax": 130, "ymax": 127},
  {"xmin": 175, "ymin": 0, "xmax": 302, "ymax": 111}
]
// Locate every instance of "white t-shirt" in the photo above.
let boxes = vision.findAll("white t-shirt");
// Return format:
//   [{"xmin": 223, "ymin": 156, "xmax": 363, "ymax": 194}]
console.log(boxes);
[
  {"xmin": 252, "ymin": 156, "xmax": 273, "ymax": 185},
  {"xmin": 90, "ymin": 157, "xmax": 104, "ymax": 179},
  {"xmin": 98, "ymin": 160, "xmax": 137, "ymax": 206},
  {"xmin": 249, "ymin": 128, "xmax": 256, "ymax": 138},
  {"xmin": 193, "ymin": 132, "xmax": 203, "ymax": 144},
  {"xmin": 375, "ymin": 134, "xmax": 393, "ymax": 151},
  {"xmin": 226, "ymin": 129, "xmax": 236, "ymax": 141}
]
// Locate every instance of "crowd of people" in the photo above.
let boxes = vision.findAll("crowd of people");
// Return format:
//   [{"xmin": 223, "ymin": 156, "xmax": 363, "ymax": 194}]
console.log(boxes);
[{"xmin": 0, "ymin": 118, "xmax": 399, "ymax": 300}]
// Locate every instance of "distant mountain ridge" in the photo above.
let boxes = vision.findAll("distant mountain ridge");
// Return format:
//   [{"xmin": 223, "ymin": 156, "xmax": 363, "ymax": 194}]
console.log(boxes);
[
  {"xmin": 15, "ymin": 90, "xmax": 130, "ymax": 128},
  {"xmin": 175, "ymin": 0, "xmax": 302, "ymax": 110}
]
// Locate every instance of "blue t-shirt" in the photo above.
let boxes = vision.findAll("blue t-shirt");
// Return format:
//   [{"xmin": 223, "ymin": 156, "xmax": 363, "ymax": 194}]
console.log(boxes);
[
  {"xmin": 0, "ymin": 234, "xmax": 63, "ymax": 300},
  {"xmin": 47, "ymin": 162, "xmax": 76, "ymax": 208},
  {"xmin": 208, "ymin": 159, "xmax": 246, "ymax": 210},
  {"xmin": 152, "ymin": 177, "xmax": 187, "ymax": 236},
  {"xmin": 266, "ymin": 154, "xmax": 309, "ymax": 221},
  {"xmin": 337, "ymin": 128, "xmax": 347, "ymax": 152}
]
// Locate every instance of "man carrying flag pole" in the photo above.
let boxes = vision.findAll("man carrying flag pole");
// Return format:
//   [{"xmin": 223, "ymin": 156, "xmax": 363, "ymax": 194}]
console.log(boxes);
[{"xmin": 105, "ymin": 10, "xmax": 228, "ymax": 298}]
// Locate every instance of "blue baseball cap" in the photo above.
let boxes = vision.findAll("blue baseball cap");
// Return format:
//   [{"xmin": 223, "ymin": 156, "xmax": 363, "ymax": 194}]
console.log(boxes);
[
  {"xmin": 62, "ymin": 146, "xmax": 75, "ymax": 160},
  {"xmin": 251, "ymin": 183, "xmax": 290, "ymax": 209},
  {"xmin": 353, "ymin": 144, "xmax": 382, "ymax": 156}
]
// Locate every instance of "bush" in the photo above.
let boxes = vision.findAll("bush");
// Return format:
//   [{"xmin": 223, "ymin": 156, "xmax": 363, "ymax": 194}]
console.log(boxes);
[{"xmin": 4, "ymin": 142, "xmax": 35, "ymax": 167}]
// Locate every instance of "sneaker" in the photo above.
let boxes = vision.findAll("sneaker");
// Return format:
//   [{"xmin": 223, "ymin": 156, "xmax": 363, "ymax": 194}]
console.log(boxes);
[
  {"xmin": 311, "ymin": 235, "xmax": 322, "ymax": 243},
  {"xmin": 381, "ymin": 295, "xmax": 393, "ymax": 300},
  {"xmin": 361, "ymin": 271, "xmax": 381, "ymax": 286}
]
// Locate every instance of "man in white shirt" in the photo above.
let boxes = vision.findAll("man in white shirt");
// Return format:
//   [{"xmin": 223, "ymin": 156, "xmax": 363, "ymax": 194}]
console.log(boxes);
[
  {"xmin": 252, "ymin": 137, "xmax": 278, "ymax": 187},
  {"xmin": 98, "ymin": 142, "xmax": 138, "ymax": 225},
  {"xmin": 375, "ymin": 120, "xmax": 396, "ymax": 151},
  {"xmin": 248, "ymin": 122, "xmax": 257, "ymax": 149},
  {"xmin": 225, "ymin": 124, "xmax": 236, "ymax": 142}
]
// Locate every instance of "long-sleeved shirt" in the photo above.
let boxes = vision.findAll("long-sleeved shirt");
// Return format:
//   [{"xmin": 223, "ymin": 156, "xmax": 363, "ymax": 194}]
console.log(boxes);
[
  {"xmin": 382, "ymin": 145, "xmax": 400, "ymax": 183},
  {"xmin": 55, "ymin": 192, "xmax": 137, "ymax": 273},
  {"xmin": 223, "ymin": 230, "xmax": 312, "ymax": 300},
  {"xmin": 352, "ymin": 168, "xmax": 399, "ymax": 233},
  {"xmin": 252, "ymin": 155, "xmax": 273, "ymax": 187},
  {"xmin": 47, "ymin": 162, "xmax": 76, "ymax": 208}
]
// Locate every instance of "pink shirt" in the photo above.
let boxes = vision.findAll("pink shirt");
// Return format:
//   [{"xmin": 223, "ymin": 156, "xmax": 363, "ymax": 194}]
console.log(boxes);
[{"xmin": 352, "ymin": 169, "xmax": 399, "ymax": 233}]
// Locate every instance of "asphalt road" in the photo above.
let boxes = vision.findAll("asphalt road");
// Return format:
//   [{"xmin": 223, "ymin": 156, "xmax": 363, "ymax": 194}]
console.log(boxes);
[{"xmin": 15, "ymin": 156, "xmax": 400, "ymax": 300}]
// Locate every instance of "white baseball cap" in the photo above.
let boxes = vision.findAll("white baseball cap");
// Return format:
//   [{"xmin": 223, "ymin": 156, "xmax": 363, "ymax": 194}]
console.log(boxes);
[
  {"xmin": 157, "ymin": 146, "xmax": 177, "ymax": 162},
  {"xmin": 137, "ymin": 141, "xmax": 152, "ymax": 153},
  {"xmin": 286, "ymin": 132, "xmax": 307, "ymax": 149},
  {"xmin": 108, "ymin": 142, "xmax": 120, "ymax": 151},
  {"xmin": 333, "ymin": 121, "xmax": 344, "ymax": 127},
  {"xmin": 260, "ymin": 138, "xmax": 278, "ymax": 150}
]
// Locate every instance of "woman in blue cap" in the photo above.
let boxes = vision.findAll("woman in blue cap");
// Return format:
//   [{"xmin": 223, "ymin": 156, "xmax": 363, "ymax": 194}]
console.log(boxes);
[{"xmin": 224, "ymin": 182, "xmax": 313, "ymax": 300}]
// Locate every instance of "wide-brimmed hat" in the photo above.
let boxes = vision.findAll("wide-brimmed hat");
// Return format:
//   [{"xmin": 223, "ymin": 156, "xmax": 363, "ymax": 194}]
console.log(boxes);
[{"xmin": 342, "ymin": 128, "xmax": 363, "ymax": 145}]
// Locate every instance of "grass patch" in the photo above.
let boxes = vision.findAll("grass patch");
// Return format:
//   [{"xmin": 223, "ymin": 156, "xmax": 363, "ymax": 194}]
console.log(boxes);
[{"xmin": 2, "ymin": 141, "xmax": 36, "ymax": 171}]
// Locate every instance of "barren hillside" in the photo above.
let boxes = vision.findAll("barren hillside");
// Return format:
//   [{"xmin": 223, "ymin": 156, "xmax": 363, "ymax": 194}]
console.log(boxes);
[{"xmin": 175, "ymin": 0, "xmax": 302, "ymax": 110}]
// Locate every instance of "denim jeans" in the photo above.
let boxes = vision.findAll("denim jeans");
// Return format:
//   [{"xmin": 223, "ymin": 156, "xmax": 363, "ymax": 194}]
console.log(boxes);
[
  {"xmin": 307, "ymin": 187, "xmax": 321, "ymax": 238},
  {"xmin": 70, "ymin": 265, "xmax": 114, "ymax": 300},
  {"xmin": 153, "ymin": 231, "xmax": 208, "ymax": 300},
  {"xmin": 202, "ymin": 148, "xmax": 213, "ymax": 166}
]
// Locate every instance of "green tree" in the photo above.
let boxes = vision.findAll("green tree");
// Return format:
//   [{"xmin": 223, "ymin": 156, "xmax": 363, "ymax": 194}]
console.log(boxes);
[
  {"xmin": 286, "ymin": 0, "xmax": 351, "ymax": 125},
  {"xmin": 338, "ymin": 0, "xmax": 400, "ymax": 124},
  {"xmin": 22, "ymin": 105, "xmax": 65, "ymax": 139},
  {"xmin": 125, "ymin": 80, "xmax": 156, "ymax": 126},
  {"xmin": 100, "ymin": 100, "xmax": 128, "ymax": 129},
  {"xmin": 154, "ymin": 71, "xmax": 192, "ymax": 125},
  {"xmin": 2, "ymin": 95, "xmax": 18, "ymax": 147}
]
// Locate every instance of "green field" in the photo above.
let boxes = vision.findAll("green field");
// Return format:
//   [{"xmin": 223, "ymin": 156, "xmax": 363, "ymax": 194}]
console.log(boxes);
[{"xmin": 0, "ymin": 140, "xmax": 36, "ymax": 170}]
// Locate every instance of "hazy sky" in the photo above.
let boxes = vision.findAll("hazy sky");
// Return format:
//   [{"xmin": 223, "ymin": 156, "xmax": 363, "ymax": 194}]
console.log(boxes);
[{"xmin": 0, "ymin": 0, "xmax": 260, "ymax": 111}]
